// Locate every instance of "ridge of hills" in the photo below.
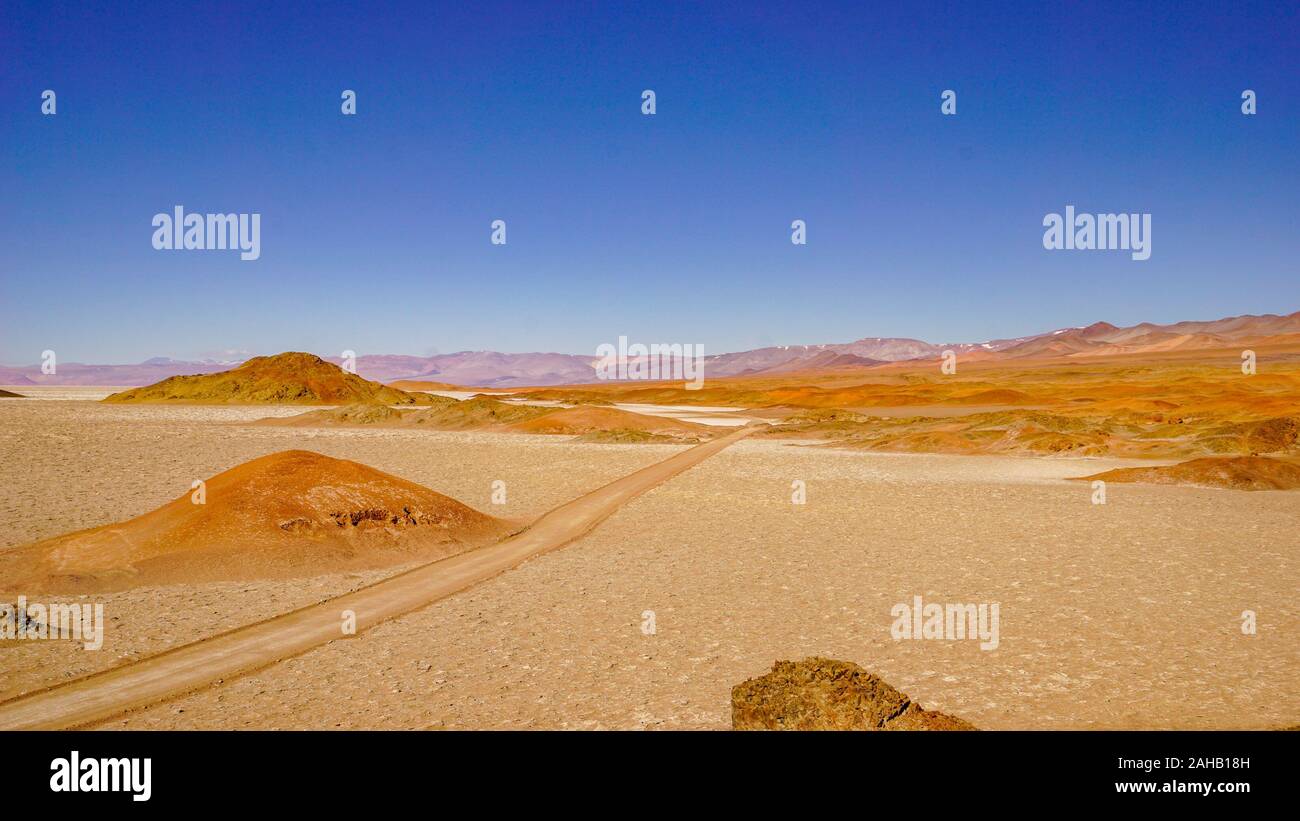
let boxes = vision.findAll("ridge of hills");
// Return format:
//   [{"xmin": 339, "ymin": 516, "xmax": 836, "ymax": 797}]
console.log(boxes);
[{"xmin": 6, "ymin": 309, "xmax": 1299, "ymax": 389}]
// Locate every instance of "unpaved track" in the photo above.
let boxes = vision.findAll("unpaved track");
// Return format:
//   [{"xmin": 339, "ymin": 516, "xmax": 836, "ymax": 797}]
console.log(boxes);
[{"xmin": 0, "ymin": 426, "xmax": 754, "ymax": 730}]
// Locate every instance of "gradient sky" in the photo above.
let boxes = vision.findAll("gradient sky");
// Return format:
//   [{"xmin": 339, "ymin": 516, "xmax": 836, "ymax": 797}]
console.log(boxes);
[{"xmin": 2, "ymin": 0, "xmax": 1298, "ymax": 365}]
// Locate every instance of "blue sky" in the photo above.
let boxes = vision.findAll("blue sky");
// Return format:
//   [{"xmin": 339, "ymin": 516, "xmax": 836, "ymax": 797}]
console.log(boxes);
[{"xmin": 2, "ymin": 0, "xmax": 1297, "ymax": 364}]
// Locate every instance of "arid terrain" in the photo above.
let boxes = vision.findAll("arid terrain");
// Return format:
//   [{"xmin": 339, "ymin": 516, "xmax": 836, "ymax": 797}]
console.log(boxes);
[
  {"xmin": 0, "ymin": 396, "xmax": 685, "ymax": 702},
  {"xmin": 76, "ymin": 439, "xmax": 1297, "ymax": 730},
  {"xmin": 2, "ymin": 344, "xmax": 1297, "ymax": 728}
]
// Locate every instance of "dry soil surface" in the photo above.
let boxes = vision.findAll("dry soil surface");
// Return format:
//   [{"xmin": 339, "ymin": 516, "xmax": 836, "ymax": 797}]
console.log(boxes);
[{"xmin": 17, "ymin": 433, "xmax": 1289, "ymax": 730}]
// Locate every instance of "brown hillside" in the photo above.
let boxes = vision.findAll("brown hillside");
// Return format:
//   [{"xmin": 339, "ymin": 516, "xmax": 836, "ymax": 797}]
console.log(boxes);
[
  {"xmin": 1081, "ymin": 456, "xmax": 1300, "ymax": 491},
  {"xmin": 0, "ymin": 389, "xmax": 23, "ymax": 398},
  {"xmin": 103, "ymin": 353, "xmax": 433, "ymax": 405},
  {"xmin": 0, "ymin": 450, "xmax": 514, "ymax": 592}
]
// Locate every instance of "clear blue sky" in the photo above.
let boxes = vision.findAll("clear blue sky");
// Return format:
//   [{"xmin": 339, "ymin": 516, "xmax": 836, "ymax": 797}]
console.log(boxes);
[{"xmin": 2, "ymin": 0, "xmax": 1297, "ymax": 364}]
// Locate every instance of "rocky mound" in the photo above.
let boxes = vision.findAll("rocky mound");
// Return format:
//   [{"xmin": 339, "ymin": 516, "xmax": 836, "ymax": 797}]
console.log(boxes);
[
  {"xmin": 1081, "ymin": 456, "xmax": 1300, "ymax": 491},
  {"xmin": 103, "ymin": 353, "xmax": 433, "ymax": 405},
  {"xmin": 403, "ymin": 397, "xmax": 557, "ymax": 429},
  {"xmin": 260, "ymin": 400, "xmax": 455, "ymax": 427},
  {"xmin": 504, "ymin": 406, "xmax": 714, "ymax": 442},
  {"xmin": 261, "ymin": 397, "xmax": 714, "ymax": 442},
  {"xmin": 0, "ymin": 450, "xmax": 514, "ymax": 592},
  {"xmin": 0, "ymin": 389, "xmax": 24, "ymax": 398},
  {"xmin": 732, "ymin": 657, "xmax": 976, "ymax": 731},
  {"xmin": 266, "ymin": 396, "xmax": 559, "ymax": 429}
]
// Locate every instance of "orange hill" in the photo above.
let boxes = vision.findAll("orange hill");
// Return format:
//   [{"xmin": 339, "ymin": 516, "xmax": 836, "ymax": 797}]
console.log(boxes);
[
  {"xmin": 103, "ymin": 353, "xmax": 433, "ymax": 405},
  {"xmin": 0, "ymin": 450, "xmax": 515, "ymax": 591},
  {"xmin": 1080, "ymin": 456, "xmax": 1300, "ymax": 491}
]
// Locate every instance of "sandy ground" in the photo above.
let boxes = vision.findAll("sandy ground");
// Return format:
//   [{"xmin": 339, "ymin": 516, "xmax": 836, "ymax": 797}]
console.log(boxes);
[
  {"xmin": 2, "ymin": 398, "xmax": 1296, "ymax": 729},
  {"xmin": 0, "ymin": 399, "xmax": 681, "ymax": 699},
  {"xmin": 0, "ymin": 429, "xmax": 752, "ymax": 729}
]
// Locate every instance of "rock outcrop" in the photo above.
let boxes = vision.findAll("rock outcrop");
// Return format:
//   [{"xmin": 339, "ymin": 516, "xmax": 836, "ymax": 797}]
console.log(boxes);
[{"xmin": 731, "ymin": 657, "xmax": 976, "ymax": 731}]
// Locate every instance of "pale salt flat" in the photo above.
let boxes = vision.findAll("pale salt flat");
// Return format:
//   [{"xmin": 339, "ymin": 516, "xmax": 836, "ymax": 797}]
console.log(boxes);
[
  {"xmin": 427, "ymin": 390, "xmax": 512, "ymax": 400},
  {"xmin": 612, "ymin": 402, "xmax": 766, "ymax": 427},
  {"xmin": 0, "ymin": 386, "xmax": 127, "ymax": 401}
]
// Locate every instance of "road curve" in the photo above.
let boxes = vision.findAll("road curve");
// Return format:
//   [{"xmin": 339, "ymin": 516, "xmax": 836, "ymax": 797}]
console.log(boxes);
[{"xmin": 0, "ymin": 426, "xmax": 754, "ymax": 730}]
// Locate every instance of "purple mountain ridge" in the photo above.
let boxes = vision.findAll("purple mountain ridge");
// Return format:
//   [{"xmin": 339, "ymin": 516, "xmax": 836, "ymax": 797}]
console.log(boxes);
[{"xmin": 3, "ymin": 311, "xmax": 1296, "ymax": 388}]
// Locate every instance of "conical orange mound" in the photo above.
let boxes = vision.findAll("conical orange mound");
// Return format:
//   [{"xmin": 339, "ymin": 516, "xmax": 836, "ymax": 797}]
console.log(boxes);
[
  {"xmin": 1, "ymin": 451, "xmax": 514, "ymax": 592},
  {"xmin": 102, "ymin": 352, "xmax": 431, "ymax": 405}
]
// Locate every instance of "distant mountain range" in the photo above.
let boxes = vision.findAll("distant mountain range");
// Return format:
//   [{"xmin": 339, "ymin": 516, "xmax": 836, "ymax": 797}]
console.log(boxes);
[
  {"xmin": 4, "ymin": 310, "xmax": 1298, "ymax": 388},
  {"xmin": 0, "ymin": 358, "xmax": 239, "ymax": 387}
]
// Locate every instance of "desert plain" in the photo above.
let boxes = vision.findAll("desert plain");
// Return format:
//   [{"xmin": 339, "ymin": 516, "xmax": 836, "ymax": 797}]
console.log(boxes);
[{"xmin": 2, "ymin": 345, "xmax": 1298, "ymax": 731}]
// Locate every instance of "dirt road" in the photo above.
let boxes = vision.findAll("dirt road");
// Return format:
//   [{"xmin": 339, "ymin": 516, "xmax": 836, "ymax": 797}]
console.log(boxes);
[{"xmin": 0, "ymin": 426, "xmax": 754, "ymax": 730}]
